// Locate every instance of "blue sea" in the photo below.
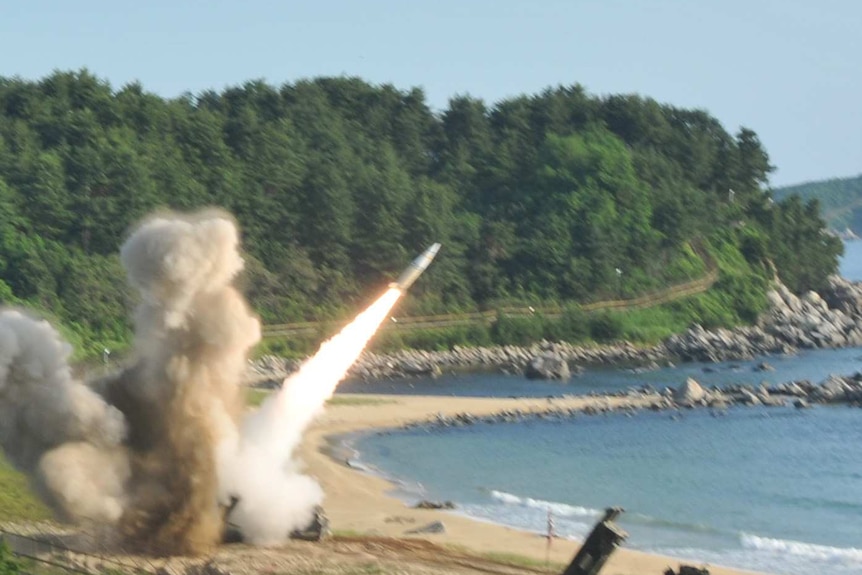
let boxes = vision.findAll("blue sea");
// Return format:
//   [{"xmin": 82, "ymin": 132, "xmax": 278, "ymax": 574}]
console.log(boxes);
[{"xmin": 341, "ymin": 241, "xmax": 862, "ymax": 575}]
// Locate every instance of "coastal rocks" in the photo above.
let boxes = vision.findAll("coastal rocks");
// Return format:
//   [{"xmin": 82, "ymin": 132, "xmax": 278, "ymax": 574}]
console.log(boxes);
[
  {"xmin": 822, "ymin": 275, "xmax": 862, "ymax": 318},
  {"xmin": 525, "ymin": 352, "xmax": 571, "ymax": 380},
  {"xmin": 245, "ymin": 355, "xmax": 300, "ymax": 385},
  {"xmin": 760, "ymin": 281, "xmax": 862, "ymax": 349},
  {"xmin": 814, "ymin": 374, "xmax": 853, "ymax": 402},
  {"xmin": 663, "ymin": 277, "xmax": 862, "ymax": 364},
  {"xmin": 404, "ymin": 373, "xmax": 862, "ymax": 434},
  {"xmin": 245, "ymin": 276, "xmax": 862, "ymax": 383},
  {"xmin": 674, "ymin": 378, "xmax": 706, "ymax": 405}
]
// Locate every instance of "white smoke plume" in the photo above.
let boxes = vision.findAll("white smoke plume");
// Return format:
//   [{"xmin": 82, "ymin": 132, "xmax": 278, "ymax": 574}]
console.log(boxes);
[
  {"xmin": 0, "ymin": 208, "xmax": 402, "ymax": 554},
  {"xmin": 219, "ymin": 287, "xmax": 401, "ymax": 544}
]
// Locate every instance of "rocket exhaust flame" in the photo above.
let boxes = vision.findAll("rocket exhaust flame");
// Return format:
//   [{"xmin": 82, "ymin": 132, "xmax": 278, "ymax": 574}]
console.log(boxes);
[
  {"xmin": 220, "ymin": 287, "xmax": 402, "ymax": 544},
  {"xmin": 0, "ymin": 208, "xmax": 438, "ymax": 554}
]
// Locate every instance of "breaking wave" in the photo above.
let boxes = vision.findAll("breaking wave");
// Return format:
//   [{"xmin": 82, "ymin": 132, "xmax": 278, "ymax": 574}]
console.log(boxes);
[
  {"xmin": 741, "ymin": 533, "xmax": 862, "ymax": 563},
  {"xmin": 489, "ymin": 490, "xmax": 601, "ymax": 518}
]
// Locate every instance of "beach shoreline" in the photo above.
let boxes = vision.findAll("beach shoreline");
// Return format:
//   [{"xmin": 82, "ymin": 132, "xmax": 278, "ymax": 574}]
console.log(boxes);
[{"xmin": 300, "ymin": 393, "xmax": 770, "ymax": 575}]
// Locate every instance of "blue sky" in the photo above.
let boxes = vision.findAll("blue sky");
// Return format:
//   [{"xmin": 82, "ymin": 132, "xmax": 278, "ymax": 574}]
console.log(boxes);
[{"xmin": 2, "ymin": 0, "xmax": 859, "ymax": 187}]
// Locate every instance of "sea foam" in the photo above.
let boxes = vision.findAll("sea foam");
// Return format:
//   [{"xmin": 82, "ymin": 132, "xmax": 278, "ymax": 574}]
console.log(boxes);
[
  {"xmin": 741, "ymin": 533, "xmax": 862, "ymax": 562},
  {"xmin": 490, "ymin": 489, "xmax": 601, "ymax": 518}
]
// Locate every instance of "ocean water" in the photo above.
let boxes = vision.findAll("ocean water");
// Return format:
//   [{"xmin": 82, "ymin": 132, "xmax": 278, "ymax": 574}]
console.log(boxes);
[
  {"xmin": 355, "ymin": 406, "xmax": 862, "ymax": 575},
  {"xmin": 345, "ymin": 244, "xmax": 862, "ymax": 575}
]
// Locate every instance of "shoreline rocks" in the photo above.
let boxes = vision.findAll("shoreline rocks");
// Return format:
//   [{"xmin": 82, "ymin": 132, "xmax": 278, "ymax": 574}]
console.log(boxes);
[
  {"xmin": 247, "ymin": 275, "xmax": 862, "ymax": 384},
  {"xmin": 398, "ymin": 372, "xmax": 862, "ymax": 432}
]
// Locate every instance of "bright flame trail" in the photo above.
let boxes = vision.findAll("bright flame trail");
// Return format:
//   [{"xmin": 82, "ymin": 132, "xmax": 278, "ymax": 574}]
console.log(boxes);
[
  {"xmin": 274, "ymin": 286, "xmax": 402, "ymax": 434},
  {"xmin": 220, "ymin": 287, "xmax": 402, "ymax": 543}
]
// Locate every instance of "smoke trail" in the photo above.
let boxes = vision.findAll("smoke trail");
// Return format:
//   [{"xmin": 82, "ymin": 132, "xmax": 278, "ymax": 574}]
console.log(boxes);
[{"xmin": 220, "ymin": 288, "xmax": 401, "ymax": 544}]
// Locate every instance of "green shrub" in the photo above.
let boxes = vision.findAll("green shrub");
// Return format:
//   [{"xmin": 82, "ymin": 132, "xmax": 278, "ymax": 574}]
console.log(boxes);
[
  {"xmin": 543, "ymin": 307, "xmax": 590, "ymax": 343},
  {"xmin": 0, "ymin": 541, "xmax": 22, "ymax": 575},
  {"xmin": 588, "ymin": 311, "xmax": 624, "ymax": 342}
]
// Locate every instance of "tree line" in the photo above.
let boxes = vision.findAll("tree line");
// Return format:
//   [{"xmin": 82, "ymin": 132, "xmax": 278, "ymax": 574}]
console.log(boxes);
[
  {"xmin": 774, "ymin": 174, "xmax": 862, "ymax": 233},
  {"xmin": 0, "ymin": 70, "xmax": 842, "ymax": 355}
]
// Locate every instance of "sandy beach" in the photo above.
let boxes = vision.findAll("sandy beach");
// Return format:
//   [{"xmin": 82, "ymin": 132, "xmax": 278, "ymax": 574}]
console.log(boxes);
[{"xmin": 300, "ymin": 393, "xmax": 770, "ymax": 575}]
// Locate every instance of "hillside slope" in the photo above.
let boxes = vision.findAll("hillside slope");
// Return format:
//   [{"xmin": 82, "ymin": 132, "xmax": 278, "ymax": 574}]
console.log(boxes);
[{"xmin": 773, "ymin": 174, "xmax": 862, "ymax": 233}]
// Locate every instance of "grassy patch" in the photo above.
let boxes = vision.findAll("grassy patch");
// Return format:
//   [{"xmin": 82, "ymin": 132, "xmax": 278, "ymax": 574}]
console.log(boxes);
[
  {"xmin": 0, "ymin": 452, "xmax": 52, "ymax": 522},
  {"xmin": 331, "ymin": 529, "xmax": 369, "ymax": 538},
  {"xmin": 245, "ymin": 388, "xmax": 272, "ymax": 407},
  {"xmin": 246, "ymin": 390, "xmax": 393, "ymax": 408},
  {"xmin": 326, "ymin": 396, "xmax": 395, "ymax": 407},
  {"xmin": 481, "ymin": 550, "xmax": 565, "ymax": 571}
]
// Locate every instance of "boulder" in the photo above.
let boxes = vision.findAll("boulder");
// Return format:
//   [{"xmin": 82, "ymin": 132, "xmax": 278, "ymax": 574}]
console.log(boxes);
[
  {"xmin": 525, "ymin": 353, "xmax": 571, "ymax": 380},
  {"xmin": 816, "ymin": 375, "xmax": 850, "ymax": 402},
  {"xmin": 674, "ymin": 378, "xmax": 706, "ymax": 404}
]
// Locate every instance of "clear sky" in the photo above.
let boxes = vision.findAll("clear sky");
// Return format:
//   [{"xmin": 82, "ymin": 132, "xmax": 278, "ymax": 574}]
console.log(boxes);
[{"xmin": 2, "ymin": 0, "xmax": 859, "ymax": 187}]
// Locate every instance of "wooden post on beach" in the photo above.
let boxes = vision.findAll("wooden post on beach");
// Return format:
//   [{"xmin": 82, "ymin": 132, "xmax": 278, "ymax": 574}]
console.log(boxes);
[{"xmin": 560, "ymin": 507, "xmax": 627, "ymax": 575}]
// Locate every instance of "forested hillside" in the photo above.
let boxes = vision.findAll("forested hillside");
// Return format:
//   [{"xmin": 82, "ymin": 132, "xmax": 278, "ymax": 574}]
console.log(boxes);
[
  {"xmin": 773, "ymin": 174, "xmax": 862, "ymax": 233},
  {"xmin": 0, "ymin": 71, "xmax": 842, "ymax": 355}
]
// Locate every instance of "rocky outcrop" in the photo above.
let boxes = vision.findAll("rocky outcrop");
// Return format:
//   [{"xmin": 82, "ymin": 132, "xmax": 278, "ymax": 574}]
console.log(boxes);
[
  {"xmin": 822, "ymin": 274, "xmax": 862, "ymax": 318},
  {"xmin": 663, "ymin": 277, "xmax": 862, "ymax": 363}
]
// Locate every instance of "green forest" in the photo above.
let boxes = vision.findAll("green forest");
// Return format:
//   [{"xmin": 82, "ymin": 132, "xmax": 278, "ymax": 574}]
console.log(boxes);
[
  {"xmin": 0, "ymin": 71, "xmax": 843, "ymax": 357},
  {"xmin": 774, "ymin": 174, "xmax": 862, "ymax": 233}
]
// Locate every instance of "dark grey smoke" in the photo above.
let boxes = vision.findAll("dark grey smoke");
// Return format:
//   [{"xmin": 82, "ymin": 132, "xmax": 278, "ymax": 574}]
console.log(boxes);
[{"xmin": 0, "ymin": 209, "xmax": 266, "ymax": 555}]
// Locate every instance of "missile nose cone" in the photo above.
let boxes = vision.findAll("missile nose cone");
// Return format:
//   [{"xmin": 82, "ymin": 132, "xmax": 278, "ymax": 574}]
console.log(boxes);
[{"xmin": 391, "ymin": 243, "xmax": 441, "ymax": 291}]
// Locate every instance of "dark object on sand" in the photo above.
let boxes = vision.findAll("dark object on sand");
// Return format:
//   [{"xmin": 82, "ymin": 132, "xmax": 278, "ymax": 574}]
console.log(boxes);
[
  {"xmin": 221, "ymin": 495, "xmax": 243, "ymax": 543},
  {"xmin": 222, "ymin": 496, "xmax": 329, "ymax": 543},
  {"xmin": 413, "ymin": 500, "xmax": 455, "ymax": 510},
  {"xmin": 664, "ymin": 566, "xmax": 710, "ymax": 575},
  {"xmin": 406, "ymin": 520, "xmax": 446, "ymax": 534},
  {"xmin": 560, "ymin": 507, "xmax": 627, "ymax": 575},
  {"xmin": 290, "ymin": 506, "xmax": 330, "ymax": 541}
]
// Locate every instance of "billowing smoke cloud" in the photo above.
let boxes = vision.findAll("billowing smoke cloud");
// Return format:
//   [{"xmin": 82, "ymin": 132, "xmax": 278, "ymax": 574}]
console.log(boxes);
[
  {"xmin": 0, "ymin": 208, "xmax": 401, "ymax": 554},
  {"xmin": 0, "ymin": 209, "xmax": 259, "ymax": 554},
  {"xmin": 104, "ymin": 209, "xmax": 261, "ymax": 554},
  {"xmin": 0, "ymin": 310, "xmax": 129, "ymax": 524}
]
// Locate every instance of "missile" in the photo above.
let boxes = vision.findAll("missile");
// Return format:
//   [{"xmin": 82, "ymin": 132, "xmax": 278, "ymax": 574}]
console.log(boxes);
[{"xmin": 390, "ymin": 243, "xmax": 441, "ymax": 291}]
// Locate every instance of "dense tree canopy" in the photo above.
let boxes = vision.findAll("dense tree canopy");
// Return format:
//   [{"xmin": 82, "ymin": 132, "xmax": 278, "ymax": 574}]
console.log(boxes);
[
  {"xmin": 773, "ymin": 174, "xmax": 862, "ymax": 233},
  {"xmin": 0, "ymin": 71, "xmax": 841, "ymax": 353}
]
